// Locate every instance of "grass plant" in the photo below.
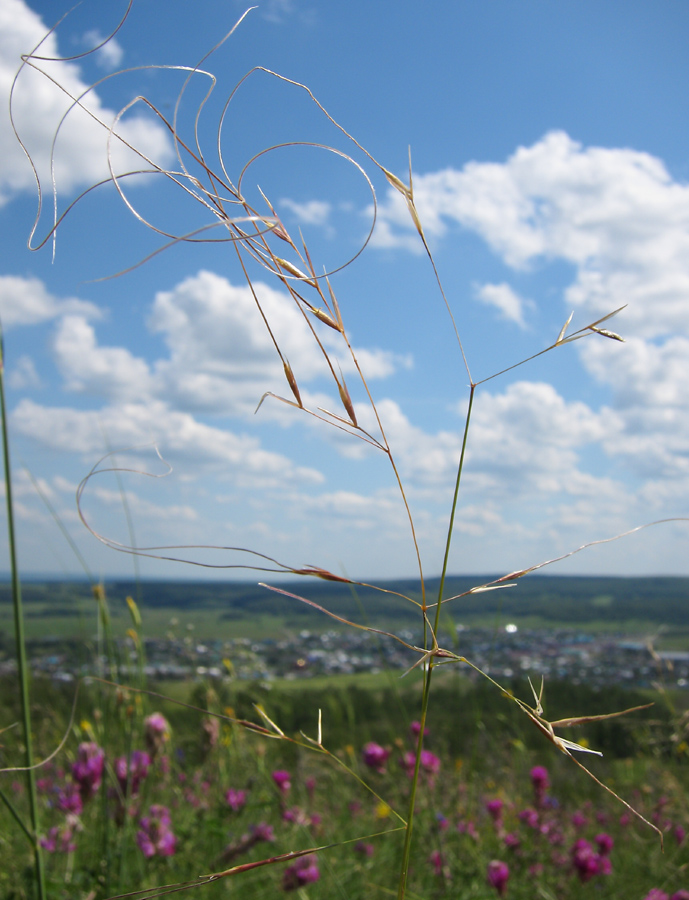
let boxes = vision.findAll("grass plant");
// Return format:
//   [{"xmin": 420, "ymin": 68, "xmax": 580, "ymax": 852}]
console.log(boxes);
[{"xmin": 3, "ymin": 4, "xmax": 689, "ymax": 899}]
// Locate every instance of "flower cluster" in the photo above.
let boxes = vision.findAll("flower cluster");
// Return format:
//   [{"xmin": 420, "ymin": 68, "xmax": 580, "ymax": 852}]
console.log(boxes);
[
  {"xmin": 282, "ymin": 854, "xmax": 320, "ymax": 891},
  {"xmin": 137, "ymin": 805, "xmax": 177, "ymax": 858}
]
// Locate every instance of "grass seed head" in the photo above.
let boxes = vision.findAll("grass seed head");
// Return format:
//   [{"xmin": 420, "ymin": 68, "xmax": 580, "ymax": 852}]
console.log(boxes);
[
  {"xmin": 283, "ymin": 361, "xmax": 303, "ymax": 407},
  {"xmin": 338, "ymin": 377, "xmax": 357, "ymax": 426}
]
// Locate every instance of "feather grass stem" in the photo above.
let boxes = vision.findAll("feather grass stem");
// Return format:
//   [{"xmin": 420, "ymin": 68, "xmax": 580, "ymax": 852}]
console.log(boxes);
[{"xmin": 0, "ymin": 323, "xmax": 47, "ymax": 899}]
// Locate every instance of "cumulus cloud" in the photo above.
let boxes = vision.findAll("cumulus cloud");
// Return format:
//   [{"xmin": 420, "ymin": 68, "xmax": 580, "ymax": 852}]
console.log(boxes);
[
  {"xmin": 475, "ymin": 282, "xmax": 533, "ymax": 328},
  {"xmin": 11, "ymin": 398, "xmax": 324, "ymax": 488},
  {"xmin": 374, "ymin": 131, "xmax": 689, "ymax": 499},
  {"xmin": 148, "ymin": 270, "xmax": 410, "ymax": 415},
  {"xmin": 7, "ymin": 354, "xmax": 41, "ymax": 389},
  {"xmin": 0, "ymin": 275, "xmax": 100, "ymax": 327},
  {"xmin": 53, "ymin": 315, "xmax": 152, "ymax": 400},
  {"xmin": 0, "ymin": 0, "xmax": 172, "ymax": 205},
  {"xmin": 280, "ymin": 198, "xmax": 332, "ymax": 226},
  {"xmin": 82, "ymin": 30, "xmax": 124, "ymax": 70},
  {"xmin": 376, "ymin": 131, "xmax": 689, "ymax": 337}
]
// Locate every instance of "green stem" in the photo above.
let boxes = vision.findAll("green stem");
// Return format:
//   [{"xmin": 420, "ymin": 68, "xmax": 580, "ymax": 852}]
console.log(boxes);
[
  {"xmin": 434, "ymin": 383, "xmax": 475, "ymax": 636},
  {"xmin": 396, "ymin": 384, "xmax": 475, "ymax": 900},
  {"xmin": 0, "ymin": 325, "xmax": 48, "ymax": 900}
]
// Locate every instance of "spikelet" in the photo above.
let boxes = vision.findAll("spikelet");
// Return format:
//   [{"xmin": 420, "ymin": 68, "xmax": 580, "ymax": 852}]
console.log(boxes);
[{"xmin": 283, "ymin": 360, "xmax": 303, "ymax": 407}]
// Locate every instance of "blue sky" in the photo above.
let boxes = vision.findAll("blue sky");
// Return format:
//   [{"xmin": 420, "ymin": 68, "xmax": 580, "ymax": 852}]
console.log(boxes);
[{"xmin": 1, "ymin": 0, "xmax": 689, "ymax": 583}]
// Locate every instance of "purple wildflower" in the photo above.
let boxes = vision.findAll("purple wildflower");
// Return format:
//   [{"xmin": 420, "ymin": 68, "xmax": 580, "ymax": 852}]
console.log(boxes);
[
  {"xmin": 58, "ymin": 782, "xmax": 83, "ymax": 816},
  {"xmin": 410, "ymin": 720, "xmax": 429, "ymax": 737},
  {"xmin": 675, "ymin": 825, "xmax": 686, "ymax": 845},
  {"xmin": 420, "ymin": 749, "xmax": 441, "ymax": 776},
  {"xmin": 115, "ymin": 750, "xmax": 151, "ymax": 797},
  {"xmin": 487, "ymin": 798, "xmax": 504, "ymax": 824},
  {"xmin": 504, "ymin": 832, "xmax": 521, "ymax": 850},
  {"xmin": 354, "ymin": 841, "xmax": 375, "ymax": 857},
  {"xmin": 518, "ymin": 808, "xmax": 539, "ymax": 829},
  {"xmin": 254, "ymin": 822, "xmax": 275, "ymax": 841},
  {"xmin": 595, "ymin": 832, "xmax": 614, "ymax": 856},
  {"xmin": 643, "ymin": 892, "xmax": 669, "ymax": 900},
  {"xmin": 571, "ymin": 838, "xmax": 606, "ymax": 883},
  {"xmin": 272, "ymin": 770, "xmax": 291, "ymax": 794},
  {"xmin": 283, "ymin": 806, "xmax": 311, "ymax": 826},
  {"xmin": 136, "ymin": 805, "xmax": 177, "ymax": 858},
  {"xmin": 671, "ymin": 892, "xmax": 689, "ymax": 900},
  {"xmin": 571, "ymin": 810, "xmax": 588, "ymax": 828},
  {"xmin": 72, "ymin": 742, "xmax": 105, "ymax": 802},
  {"xmin": 487, "ymin": 860, "xmax": 509, "ymax": 896},
  {"xmin": 40, "ymin": 822, "xmax": 77, "ymax": 854},
  {"xmin": 530, "ymin": 765, "xmax": 549, "ymax": 807},
  {"xmin": 362, "ymin": 742, "xmax": 390, "ymax": 773},
  {"xmin": 429, "ymin": 849, "xmax": 445, "ymax": 877},
  {"xmin": 282, "ymin": 854, "xmax": 320, "ymax": 891},
  {"xmin": 144, "ymin": 713, "xmax": 170, "ymax": 759},
  {"xmin": 225, "ymin": 788, "xmax": 247, "ymax": 811}
]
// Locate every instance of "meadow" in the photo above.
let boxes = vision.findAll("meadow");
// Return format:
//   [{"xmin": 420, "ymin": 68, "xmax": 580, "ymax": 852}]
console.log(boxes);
[
  {"xmin": 3, "ymin": 3, "xmax": 689, "ymax": 899},
  {"xmin": 2, "ymin": 626, "xmax": 689, "ymax": 900}
]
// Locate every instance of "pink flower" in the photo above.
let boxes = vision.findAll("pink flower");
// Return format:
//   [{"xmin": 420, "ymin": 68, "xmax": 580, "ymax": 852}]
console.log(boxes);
[
  {"xmin": 487, "ymin": 860, "xmax": 509, "ymax": 896},
  {"xmin": 282, "ymin": 854, "xmax": 320, "ymax": 891},
  {"xmin": 429, "ymin": 849, "xmax": 444, "ymax": 877},
  {"xmin": 354, "ymin": 841, "xmax": 374, "ymax": 857},
  {"xmin": 58, "ymin": 783, "xmax": 83, "ymax": 816},
  {"xmin": 671, "ymin": 892, "xmax": 689, "ymax": 900},
  {"xmin": 362, "ymin": 742, "xmax": 390, "ymax": 773},
  {"xmin": 272, "ymin": 770, "xmax": 291, "ymax": 794},
  {"xmin": 518, "ymin": 808, "xmax": 539, "ymax": 829},
  {"xmin": 571, "ymin": 838, "xmax": 607, "ymax": 883},
  {"xmin": 675, "ymin": 825, "xmax": 686, "ymax": 845},
  {"xmin": 457, "ymin": 819, "xmax": 479, "ymax": 841},
  {"xmin": 114, "ymin": 751, "xmax": 151, "ymax": 797},
  {"xmin": 530, "ymin": 765, "xmax": 549, "ymax": 790},
  {"xmin": 136, "ymin": 805, "xmax": 176, "ymax": 858},
  {"xmin": 504, "ymin": 832, "xmax": 520, "ymax": 850},
  {"xmin": 144, "ymin": 713, "xmax": 170, "ymax": 759},
  {"xmin": 225, "ymin": 788, "xmax": 247, "ymax": 811},
  {"xmin": 571, "ymin": 810, "xmax": 588, "ymax": 828},
  {"xmin": 486, "ymin": 798, "xmax": 504, "ymax": 823},
  {"xmin": 40, "ymin": 822, "xmax": 77, "ymax": 854},
  {"xmin": 595, "ymin": 832, "xmax": 614, "ymax": 856},
  {"xmin": 72, "ymin": 742, "xmax": 105, "ymax": 802},
  {"xmin": 283, "ymin": 806, "xmax": 311, "ymax": 826},
  {"xmin": 530, "ymin": 766, "xmax": 549, "ymax": 807},
  {"xmin": 643, "ymin": 892, "xmax": 669, "ymax": 900},
  {"xmin": 410, "ymin": 720, "xmax": 429, "ymax": 737},
  {"xmin": 421, "ymin": 750, "xmax": 441, "ymax": 776},
  {"xmin": 252, "ymin": 823, "xmax": 275, "ymax": 842}
]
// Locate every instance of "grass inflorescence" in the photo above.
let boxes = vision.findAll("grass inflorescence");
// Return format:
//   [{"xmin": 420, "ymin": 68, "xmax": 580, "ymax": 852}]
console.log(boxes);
[{"xmin": 3, "ymin": 4, "xmax": 689, "ymax": 899}]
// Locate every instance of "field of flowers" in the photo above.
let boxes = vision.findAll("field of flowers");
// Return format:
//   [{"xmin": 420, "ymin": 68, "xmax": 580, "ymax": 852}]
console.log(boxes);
[{"xmin": 2, "ymin": 670, "xmax": 689, "ymax": 900}]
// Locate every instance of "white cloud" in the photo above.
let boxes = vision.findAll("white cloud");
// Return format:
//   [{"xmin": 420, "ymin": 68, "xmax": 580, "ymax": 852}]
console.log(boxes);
[
  {"xmin": 148, "ymin": 270, "xmax": 409, "ymax": 415},
  {"xmin": 82, "ymin": 30, "xmax": 124, "ymax": 71},
  {"xmin": 11, "ymin": 398, "xmax": 324, "ymax": 488},
  {"xmin": 0, "ymin": 0, "xmax": 172, "ymax": 205},
  {"xmin": 8, "ymin": 354, "xmax": 40, "ymax": 388},
  {"xmin": 374, "ymin": 131, "xmax": 689, "ymax": 504},
  {"xmin": 475, "ymin": 282, "xmax": 533, "ymax": 328},
  {"xmin": 376, "ymin": 131, "xmax": 689, "ymax": 337},
  {"xmin": 280, "ymin": 198, "xmax": 332, "ymax": 226},
  {"xmin": 53, "ymin": 314, "xmax": 152, "ymax": 400},
  {"xmin": 0, "ymin": 275, "xmax": 100, "ymax": 327}
]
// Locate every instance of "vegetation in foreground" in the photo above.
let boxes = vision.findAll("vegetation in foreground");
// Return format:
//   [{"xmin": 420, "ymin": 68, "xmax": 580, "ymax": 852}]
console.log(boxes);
[{"xmin": 2, "ymin": 669, "xmax": 689, "ymax": 900}]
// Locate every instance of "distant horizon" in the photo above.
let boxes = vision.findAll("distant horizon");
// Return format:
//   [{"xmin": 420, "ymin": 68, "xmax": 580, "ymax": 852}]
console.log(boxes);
[{"xmin": 3, "ymin": 571, "xmax": 689, "ymax": 585}]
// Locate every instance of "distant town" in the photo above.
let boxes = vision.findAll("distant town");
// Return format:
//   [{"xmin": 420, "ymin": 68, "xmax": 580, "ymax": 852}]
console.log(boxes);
[{"xmin": 6, "ymin": 622, "xmax": 686, "ymax": 691}]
